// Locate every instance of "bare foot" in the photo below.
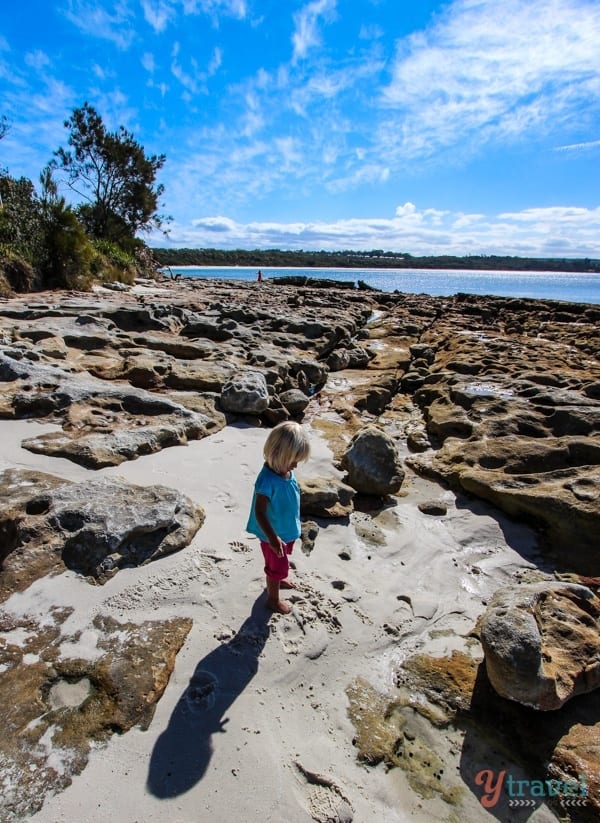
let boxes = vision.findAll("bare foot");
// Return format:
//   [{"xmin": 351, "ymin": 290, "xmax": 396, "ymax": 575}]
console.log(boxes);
[
  {"xmin": 280, "ymin": 578, "xmax": 296, "ymax": 589},
  {"xmin": 267, "ymin": 598, "xmax": 292, "ymax": 614}
]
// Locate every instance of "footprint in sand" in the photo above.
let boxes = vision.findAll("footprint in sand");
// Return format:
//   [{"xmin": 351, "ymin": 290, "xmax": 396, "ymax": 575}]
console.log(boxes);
[
  {"xmin": 273, "ymin": 583, "xmax": 342, "ymax": 657},
  {"xmin": 293, "ymin": 761, "xmax": 354, "ymax": 823},
  {"xmin": 213, "ymin": 490, "xmax": 235, "ymax": 510},
  {"xmin": 228, "ymin": 540, "xmax": 252, "ymax": 553},
  {"xmin": 185, "ymin": 670, "xmax": 218, "ymax": 712}
]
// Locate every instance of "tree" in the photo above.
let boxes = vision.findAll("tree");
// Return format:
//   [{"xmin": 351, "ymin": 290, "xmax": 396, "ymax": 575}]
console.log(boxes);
[
  {"xmin": 52, "ymin": 102, "xmax": 168, "ymax": 245},
  {"xmin": 0, "ymin": 173, "xmax": 45, "ymax": 262}
]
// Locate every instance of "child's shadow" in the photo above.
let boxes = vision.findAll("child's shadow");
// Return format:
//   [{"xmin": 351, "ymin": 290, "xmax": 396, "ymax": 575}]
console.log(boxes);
[{"xmin": 147, "ymin": 595, "xmax": 271, "ymax": 798}]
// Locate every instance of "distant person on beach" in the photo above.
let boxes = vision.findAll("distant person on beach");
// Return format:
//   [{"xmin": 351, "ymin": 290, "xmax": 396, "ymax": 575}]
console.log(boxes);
[
  {"xmin": 257, "ymin": 269, "xmax": 263, "ymax": 283},
  {"xmin": 246, "ymin": 422, "xmax": 310, "ymax": 614}
]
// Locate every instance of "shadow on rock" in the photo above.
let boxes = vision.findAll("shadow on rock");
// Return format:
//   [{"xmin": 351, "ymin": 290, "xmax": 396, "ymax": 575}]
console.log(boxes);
[
  {"xmin": 453, "ymin": 491, "xmax": 559, "ymax": 575},
  {"xmin": 147, "ymin": 595, "xmax": 271, "ymax": 798},
  {"xmin": 458, "ymin": 663, "xmax": 599, "ymax": 822}
]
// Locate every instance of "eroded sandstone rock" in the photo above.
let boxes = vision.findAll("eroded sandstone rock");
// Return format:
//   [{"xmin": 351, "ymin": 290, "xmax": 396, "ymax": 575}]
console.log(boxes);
[
  {"xmin": 479, "ymin": 581, "xmax": 600, "ymax": 710},
  {"xmin": 341, "ymin": 425, "xmax": 405, "ymax": 495},
  {"xmin": 0, "ymin": 468, "xmax": 204, "ymax": 597},
  {"xmin": 0, "ymin": 608, "xmax": 192, "ymax": 820},
  {"xmin": 220, "ymin": 370, "xmax": 270, "ymax": 414},
  {"xmin": 299, "ymin": 476, "xmax": 356, "ymax": 517},
  {"xmin": 409, "ymin": 435, "xmax": 600, "ymax": 573}
]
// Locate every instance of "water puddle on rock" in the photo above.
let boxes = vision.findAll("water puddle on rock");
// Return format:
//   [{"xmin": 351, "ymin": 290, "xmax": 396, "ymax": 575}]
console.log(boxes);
[
  {"xmin": 464, "ymin": 382, "xmax": 514, "ymax": 398},
  {"xmin": 48, "ymin": 677, "xmax": 92, "ymax": 709}
]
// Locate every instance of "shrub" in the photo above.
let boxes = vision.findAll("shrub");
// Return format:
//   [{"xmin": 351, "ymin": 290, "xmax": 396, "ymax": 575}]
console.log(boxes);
[
  {"xmin": 91, "ymin": 239, "xmax": 136, "ymax": 284},
  {"xmin": 0, "ymin": 247, "xmax": 38, "ymax": 292},
  {"xmin": 41, "ymin": 201, "xmax": 95, "ymax": 290}
]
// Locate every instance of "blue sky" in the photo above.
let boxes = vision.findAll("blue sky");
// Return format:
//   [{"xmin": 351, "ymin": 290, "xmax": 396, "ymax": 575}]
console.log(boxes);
[{"xmin": 1, "ymin": 0, "xmax": 600, "ymax": 257}]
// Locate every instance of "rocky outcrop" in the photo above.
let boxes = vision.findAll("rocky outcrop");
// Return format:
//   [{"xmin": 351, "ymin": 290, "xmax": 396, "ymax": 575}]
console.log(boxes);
[
  {"xmin": 1, "ymin": 281, "xmax": 598, "ymax": 554},
  {"xmin": 0, "ymin": 349, "xmax": 222, "ymax": 467},
  {"xmin": 0, "ymin": 607, "xmax": 192, "ymax": 820},
  {"xmin": 220, "ymin": 370, "xmax": 270, "ymax": 414},
  {"xmin": 0, "ymin": 468, "xmax": 205, "ymax": 597},
  {"xmin": 299, "ymin": 476, "xmax": 356, "ymax": 517},
  {"xmin": 1, "ymin": 279, "xmax": 599, "ymax": 820},
  {"xmin": 341, "ymin": 425, "xmax": 405, "ymax": 495},
  {"xmin": 479, "ymin": 582, "xmax": 600, "ymax": 710},
  {"xmin": 408, "ymin": 435, "xmax": 599, "ymax": 573},
  {"xmin": 22, "ymin": 422, "xmax": 208, "ymax": 468}
]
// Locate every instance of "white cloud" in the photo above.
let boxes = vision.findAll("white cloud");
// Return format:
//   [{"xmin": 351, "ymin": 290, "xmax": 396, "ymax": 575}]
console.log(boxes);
[
  {"xmin": 359, "ymin": 24, "xmax": 383, "ymax": 40},
  {"xmin": 25, "ymin": 51, "xmax": 51, "ymax": 71},
  {"xmin": 208, "ymin": 47, "xmax": 222, "ymax": 75},
  {"xmin": 63, "ymin": 0, "xmax": 136, "ymax": 50},
  {"xmin": 555, "ymin": 139, "xmax": 600, "ymax": 152},
  {"xmin": 170, "ymin": 55, "xmax": 203, "ymax": 94},
  {"xmin": 92, "ymin": 63, "xmax": 115, "ymax": 80},
  {"xmin": 327, "ymin": 163, "xmax": 390, "ymax": 192},
  {"xmin": 381, "ymin": 0, "xmax": 600, "ymax": 159},
  {"xmin": 141, "ymin": 0, "xmax": 176, "ymax": 32},
  {"xmin": 142, "ymin": 53, "xmax": 156, "ymax": 73},
  {"xmin": 292, "ymin": 0, "xmax": 337, "ymax": 63},
  {"xmin": 150, "ymin": 203, "xmax": 600, "ymax": 258},
  {"xmin": 395, "ymin": 202, "xmax": 417, "ymax": 218},
  {"xmin": 180, "ymin": 0, "xmax": 247, "ymax": 20}
]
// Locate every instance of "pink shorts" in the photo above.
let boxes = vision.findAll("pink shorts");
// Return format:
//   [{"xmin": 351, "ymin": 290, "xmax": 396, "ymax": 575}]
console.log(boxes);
[{"xmin": 260, "ymin": 540, "xmax": 294, "ymax": 581}]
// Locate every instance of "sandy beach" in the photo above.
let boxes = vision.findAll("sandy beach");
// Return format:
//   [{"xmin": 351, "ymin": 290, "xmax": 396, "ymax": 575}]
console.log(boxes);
[{"xmin": 0, "ymin": 416, "xmax": 555, "ymax": 822}]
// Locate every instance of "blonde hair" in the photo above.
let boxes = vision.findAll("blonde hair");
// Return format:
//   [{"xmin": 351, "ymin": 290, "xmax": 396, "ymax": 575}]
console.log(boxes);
[{"xmin": 263, "ymin": 421, "xmax": 310, "ymax": 475}]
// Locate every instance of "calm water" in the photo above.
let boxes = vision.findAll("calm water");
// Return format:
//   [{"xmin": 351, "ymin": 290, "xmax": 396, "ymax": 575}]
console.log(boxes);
[{"xmin": 166, "ymin": 266, "xmax": 600, "ymax": 305}]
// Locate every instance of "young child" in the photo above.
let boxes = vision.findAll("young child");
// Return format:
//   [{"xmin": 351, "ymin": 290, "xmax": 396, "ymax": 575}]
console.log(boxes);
[{"xmin": 246, "ymin": 421, "xmax": 310, "ymax": 614}]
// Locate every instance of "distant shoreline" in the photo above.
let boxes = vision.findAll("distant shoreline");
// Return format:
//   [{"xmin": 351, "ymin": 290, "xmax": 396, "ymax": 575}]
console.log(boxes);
[{"xmin": 152, "ymin": 248, "xmax": 600, "ymax": 274}]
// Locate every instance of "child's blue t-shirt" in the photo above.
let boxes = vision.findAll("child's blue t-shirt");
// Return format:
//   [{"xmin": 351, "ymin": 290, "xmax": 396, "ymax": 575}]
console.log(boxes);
[{"xmin": 246, "ymin": 464, "xmax": 301, "ymax": 543}]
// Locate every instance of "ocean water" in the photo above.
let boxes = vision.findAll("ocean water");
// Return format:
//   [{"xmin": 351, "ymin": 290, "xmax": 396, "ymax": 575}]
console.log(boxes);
[{"xmin": 166, "ymin": 266, "xmax": 600, "ymax": 305}]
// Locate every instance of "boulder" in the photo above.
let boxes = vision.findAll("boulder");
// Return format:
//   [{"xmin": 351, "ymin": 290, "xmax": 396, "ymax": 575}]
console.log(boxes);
[
  {"xmin": 261, "ymin": 394, "xmax": 290, "ymax": 426},
  {"xmin": 0, "ymin": 469, "xmax": 205, "ymax": 594},
  {"xmin": 279, "ymin": 388, "xmax": 310, "ymax": 416},
  {"xmin": 299, "ymin": 476, "xmax": 356, "ymax": 517},
  {"xmin": 289, "ymin": 358, "xmax": 329, "ymax": 388},
  {"xmin": 479, "ymin": 582, "xmax": 600, "ymax": 710},
  {"xmin": 406, "ymin": 427, "xmax": 430, "ymax": 453},
  {"xmin": 327, "ymin": 348, "xmax": 351, "ymax": 371},
  {"xmin": 341, "ymin": 425, "xmax": 404, "ymax": 495},
  {"xmin": 220, "ymin": 371, "xmax": 270, "ymax": 414}
]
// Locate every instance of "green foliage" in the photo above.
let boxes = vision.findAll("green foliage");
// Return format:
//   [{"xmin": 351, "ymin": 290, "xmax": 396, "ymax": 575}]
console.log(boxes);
[
  {"xmin": 93, "ymin": 238, "xmax": 135, "ymax": 268},
  {"xmin": 0, "ymin": 172, "xmax": 45, "ymax": 263},
  {"xmin": 151, "ymin": 247, "xmax": 600, "ymax": 273},
  {"xmin": 0, "ymin": 167, "xmax": 99, "ymax": 291},
  {"xmin": 0, "ymin": 143, "xmax": 153, "ymax": 292},
  {"xmin": 52, "ymin": 102, "xmax": 168, "ymax": 244},
  {"xmin": 90, "ymin": 239, "xmax": 136, "ymax": 284},
  {"xmin": 41, "ymin": 199, "xmax": 96, "ymax": 289}
]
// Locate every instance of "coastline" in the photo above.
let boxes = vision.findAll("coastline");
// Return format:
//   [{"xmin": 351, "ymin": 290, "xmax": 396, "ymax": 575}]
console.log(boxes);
[
  {"xmin": 161, "ymin": 267, "xmax": 600, "ymax": 304},
  {"xmin": 0, "ymin": 277, "xmax": 597, "ymax": 822}
]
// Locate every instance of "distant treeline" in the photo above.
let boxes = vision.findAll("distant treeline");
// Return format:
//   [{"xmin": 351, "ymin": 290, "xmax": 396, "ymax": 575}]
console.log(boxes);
[{"xmin": 151, "ymin": 247, "xmax": 600, "ymax": 273}]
